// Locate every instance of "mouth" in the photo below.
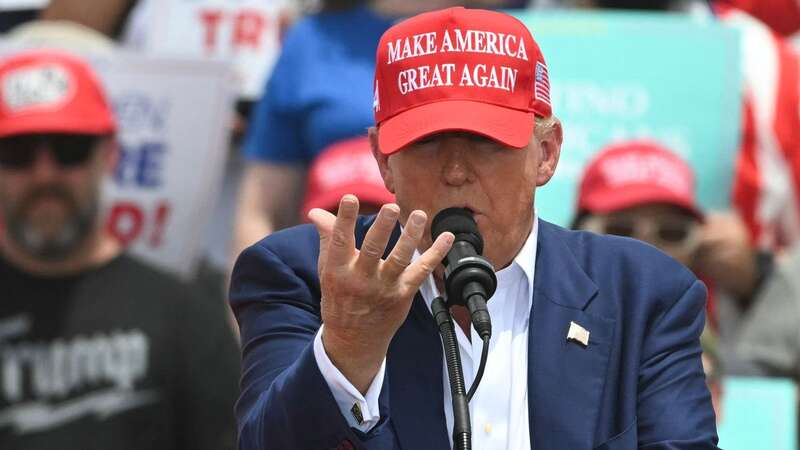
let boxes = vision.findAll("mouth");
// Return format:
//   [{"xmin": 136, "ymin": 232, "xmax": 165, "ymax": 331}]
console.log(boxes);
[
  {"xmin": 21, "ymin": 193, "xmax": 72, "ymax": 216},
  {"xmin": 428, "ymin": 205, "xmax": 482, "ymax": 234},
  {"xmin": 429, "ymin": 205, "xmax": 482, "ymax": 234},
  {"xmin": 460, "ymin": 206, "xmax": 481, "ymax": 221}
]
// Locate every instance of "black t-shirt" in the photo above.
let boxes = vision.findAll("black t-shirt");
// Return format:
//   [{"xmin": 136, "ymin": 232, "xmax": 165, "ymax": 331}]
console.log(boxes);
[{"xmin": 0, "ymin": 254, "xmax": 240, "ymax": 450}]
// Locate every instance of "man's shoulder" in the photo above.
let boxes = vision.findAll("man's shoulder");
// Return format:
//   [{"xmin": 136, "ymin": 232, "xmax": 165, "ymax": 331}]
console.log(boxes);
[
  {"xmin": 251, "ymin": 223, "xmax": 320, "ymax": 258},
  {"xmin": 236, "ymin": 216, "xmax": 374, "ymax": 276},
  {"xmin": 542, "ymin": 219, "xmax": 686, "ymax": 263},
  {"xmin": 259, "ymin": 222, "xmax": 319, "ymax": 242},
  {"xmin": 539, "ymin": 220, "xmax": 700, "ymax": 298},
  {"xmin": 540, "ymin": 221, "xmax": 706, "ymax": 340},
  {"xmin": 235, "ymin": 223, "xmax": 323, "ymax": 281},
  {"xmin": 251, "ymin": 216, "xmax": 375, "ymax": 256}
]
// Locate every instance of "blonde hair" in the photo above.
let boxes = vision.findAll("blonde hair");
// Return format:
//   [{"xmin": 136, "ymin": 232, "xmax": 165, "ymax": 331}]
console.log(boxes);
[{"xmin": 534, "ymin": 115, "xmax": 559, "ymax": 141}]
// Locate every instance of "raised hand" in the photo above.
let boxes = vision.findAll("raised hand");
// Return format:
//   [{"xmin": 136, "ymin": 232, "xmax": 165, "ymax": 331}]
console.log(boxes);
[{"xmin": 308, "ymin": 195, "xmax": 454, "ymax": 393}]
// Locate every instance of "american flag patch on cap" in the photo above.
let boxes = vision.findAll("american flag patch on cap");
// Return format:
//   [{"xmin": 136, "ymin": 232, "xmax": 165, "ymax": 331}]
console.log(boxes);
[{"xmin": 534, "ymin": 61, "xmax": 551, "ymax": 106}]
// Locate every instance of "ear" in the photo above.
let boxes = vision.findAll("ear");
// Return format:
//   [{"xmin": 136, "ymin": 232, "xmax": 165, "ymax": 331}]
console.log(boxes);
[
  {"xmin": 536, "ymin": 118, "xmax": 563, "ymax": 187},
  {"xmin": 369, "ymin": 127, "xmax": 396, "ymax": 193}
]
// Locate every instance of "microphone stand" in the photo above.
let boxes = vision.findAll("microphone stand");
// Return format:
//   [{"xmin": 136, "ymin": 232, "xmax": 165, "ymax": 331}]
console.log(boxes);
[{"xmin": 432, "ymin": 296, "xmax": 472, "ymax": 450}]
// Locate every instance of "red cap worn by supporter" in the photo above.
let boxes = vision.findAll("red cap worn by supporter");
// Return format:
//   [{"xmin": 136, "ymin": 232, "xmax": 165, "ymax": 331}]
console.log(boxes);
[
  {"xmin": 302, "ymin": 136, "xmax": 395, "ymax": 217},
  {"xmin": 0, "ymin": 49, "xmax": 116, "ymax": 138},
  {"xmin": 373, "ymin": 7, "xmax": 551, "ymax": 155},
  {"xmin": 577, "ymin": 140, "xmax": 703, "ymax": 219},
  {"xmin": 716, "ymin": 0, "xmax": 800, "ymax": 36}
]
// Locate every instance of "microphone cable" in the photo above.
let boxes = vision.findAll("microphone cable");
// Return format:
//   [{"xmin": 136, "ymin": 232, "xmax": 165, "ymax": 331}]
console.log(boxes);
[{"xmin": 467, "ymin": 335, "xmax": 489, "ymax": 402}]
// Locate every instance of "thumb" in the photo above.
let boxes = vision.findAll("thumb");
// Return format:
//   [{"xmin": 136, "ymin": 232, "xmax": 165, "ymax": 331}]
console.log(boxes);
[{"xmin": 308, "ymin": 208, "xmax": 337, "ymax": 273}]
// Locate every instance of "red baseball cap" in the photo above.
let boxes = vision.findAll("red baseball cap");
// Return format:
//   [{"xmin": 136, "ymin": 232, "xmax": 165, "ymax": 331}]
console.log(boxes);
[
  {"xmin": 302, "ymin": 136, "xmax": 395, "ymax": 218},
  {"xmin": 0, "ymin": 49, "xmax": 116, "ymax": 138},
  {"xmin": 373, "ymin": 7, "xmax": 552, "ymax": 155},
  {"xmin": 577, "ymin": 140, "xmax": 703, "ymax": 219}
]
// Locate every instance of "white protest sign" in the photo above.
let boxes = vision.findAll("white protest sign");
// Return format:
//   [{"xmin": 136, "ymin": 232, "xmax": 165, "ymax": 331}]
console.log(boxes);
[
  {"xmin": 97, "ymin": 54, "xmax": 234, "ymax": 278},
  {"xmin": 0, "ymin": 45, "xmax": 234, "ymax": 278},
  {"xmin": 137, "ymin": 0, "xmax": 295, "ymax": 99}
]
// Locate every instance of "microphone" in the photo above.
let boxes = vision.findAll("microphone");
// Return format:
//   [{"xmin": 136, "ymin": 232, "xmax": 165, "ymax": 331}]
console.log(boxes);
[
  {"xmin": 430, "ymin": 208, "xmax": 496, "ymax": 449},
  {"xmin": 431, "ymin": 207, "xmax": 496, "ymax": 339}
]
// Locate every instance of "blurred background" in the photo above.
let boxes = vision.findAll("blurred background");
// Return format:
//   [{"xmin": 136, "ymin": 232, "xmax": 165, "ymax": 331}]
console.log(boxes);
[{"xmin": 0, "ymin": 0, "xmax": 798, "ymax": 448}]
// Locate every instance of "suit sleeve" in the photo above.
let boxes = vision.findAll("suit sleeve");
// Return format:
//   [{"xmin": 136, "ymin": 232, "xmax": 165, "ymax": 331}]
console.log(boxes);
[
  {"xmin": 637, "ymin": 279, "xmax": 720, "ymax": 449},
  {"xmin": 229, "ymin": 240, "xmax": 397, "ymax": 450}
]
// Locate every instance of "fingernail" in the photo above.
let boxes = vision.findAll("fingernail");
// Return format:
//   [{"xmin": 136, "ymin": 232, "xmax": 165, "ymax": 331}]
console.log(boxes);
[
  {"xmin": 383, "ymin": 203, "xmax": 400, "ymax": 217},
  {"xmin": 411, "ymin": 213, "xmax": 426, "ymax": 226},
  {"xmin": 443, "ymin": 232, "xmax": 454, "ymax": 245},
  {"xmin": 340, "ymin": 195, "xmax": 358, "ymax": 211}
]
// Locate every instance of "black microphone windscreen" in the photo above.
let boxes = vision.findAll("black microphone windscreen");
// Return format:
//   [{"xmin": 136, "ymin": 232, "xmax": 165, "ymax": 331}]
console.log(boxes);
[{"xmin": 431, "ymin": 207, "xmax": 484, "ymax": 255}]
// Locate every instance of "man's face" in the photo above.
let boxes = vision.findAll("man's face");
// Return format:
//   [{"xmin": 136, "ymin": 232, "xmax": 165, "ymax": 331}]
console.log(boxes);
[
  {"xmin": 373, "ymin": 127, "xmax": 560, "ymax": 270},
  {"xmin": 0, "ymin": 134, "xmax": 113, "ymax": 260}
]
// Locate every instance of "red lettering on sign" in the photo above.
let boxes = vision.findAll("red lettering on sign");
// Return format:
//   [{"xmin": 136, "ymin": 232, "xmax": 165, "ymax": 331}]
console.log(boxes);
[
  {"xmin": 199, "ymin": 9, "xmax": 225, "ymax": 53},
  {"xmin": 149, "ymin": 202, "xmax": 171, "ymax": 248},
  {"xmin": 233, "ymin": 9, "xmax": 266, "ymax": 49},
  {"xmin": 105, "ymin": 200, "xmax": 173, "ymax": 249},
  {"xmin": 106, "ymin": 202, "xmax": 144, "ymax": 247}
]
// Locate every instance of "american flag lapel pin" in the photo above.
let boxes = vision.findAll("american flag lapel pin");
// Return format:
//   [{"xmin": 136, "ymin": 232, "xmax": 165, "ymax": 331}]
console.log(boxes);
[{"xmin": 567, "ymin": 321, "xmax": 590, "ymax": 347}]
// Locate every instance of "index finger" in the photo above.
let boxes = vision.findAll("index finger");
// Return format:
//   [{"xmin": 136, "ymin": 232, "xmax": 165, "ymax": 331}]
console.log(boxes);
[{"xmin": 402, "ymin": 231, "xmax": 454, "ymax": 290}]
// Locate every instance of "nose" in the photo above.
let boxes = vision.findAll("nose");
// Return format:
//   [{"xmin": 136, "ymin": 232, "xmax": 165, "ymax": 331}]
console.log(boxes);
[
  {"xmin": 29, "ymin": 146, "xmax": 60, "ymax": 182},
  {"xmin": 439, "ymin": 137, "xmax": 475, "ymax": 187}
]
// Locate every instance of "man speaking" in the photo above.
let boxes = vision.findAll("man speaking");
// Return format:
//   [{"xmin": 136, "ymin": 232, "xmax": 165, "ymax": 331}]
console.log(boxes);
[{"xmin": 230, "ymin": 7, "xmax": 718, "ymax": 450}]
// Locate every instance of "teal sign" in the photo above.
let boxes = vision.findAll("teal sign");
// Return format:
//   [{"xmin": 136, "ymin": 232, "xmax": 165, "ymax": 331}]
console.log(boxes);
[
  {"xmin": 512, "ymin": 11, "xmax": 742, "ymax": 226},
  {"xmin": 719, "ymin": 377, "xmax": 797, "ymax": 450}
]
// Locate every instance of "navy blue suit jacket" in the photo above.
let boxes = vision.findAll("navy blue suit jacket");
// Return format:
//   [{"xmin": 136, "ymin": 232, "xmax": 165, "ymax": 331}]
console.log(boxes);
[{"xmin": 229, "ymin": 217, "xmax": 719, "ymax": 450}]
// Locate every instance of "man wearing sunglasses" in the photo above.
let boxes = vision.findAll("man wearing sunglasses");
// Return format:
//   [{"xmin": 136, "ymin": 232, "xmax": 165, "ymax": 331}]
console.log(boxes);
[
  {"xmin": 572, "ymin": 140, "xmax": 705, "ymax": 269},
  {"xmin": 0, "ymin": 50, "xmax": 240, "ymax": 450},
  {"xmin": 571, "ymin": 139, "xmax": 777, "ymax": 421}
]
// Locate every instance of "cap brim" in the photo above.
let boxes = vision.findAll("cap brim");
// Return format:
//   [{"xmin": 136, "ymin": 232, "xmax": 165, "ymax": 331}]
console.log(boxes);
[
  {"xmin": 378, "ymin": 100, "xmax": 535, "ymax": 155},
  {"xmin": 0, "ymin": 115, "xmax": 115, "ymax": 138},
  {"xmin": 582, "ymin": 184, "xmax": 704, "ymax": 220}
]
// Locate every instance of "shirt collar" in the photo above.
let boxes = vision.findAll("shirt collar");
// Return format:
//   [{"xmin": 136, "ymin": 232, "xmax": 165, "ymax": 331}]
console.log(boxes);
[{"xmin": 513, "ymin": 211, "xmax": 538, "ymax": 298}]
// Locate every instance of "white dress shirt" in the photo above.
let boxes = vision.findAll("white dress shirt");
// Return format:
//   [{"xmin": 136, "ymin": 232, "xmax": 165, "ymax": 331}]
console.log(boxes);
[{"xmin": 313, "ymin": 216, "xmax": 538, "ymax": 450}]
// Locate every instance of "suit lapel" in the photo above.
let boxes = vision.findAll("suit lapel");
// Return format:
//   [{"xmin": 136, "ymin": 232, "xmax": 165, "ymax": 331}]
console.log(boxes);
[
  {"xmin": 356, "ymin": 218, "xmax": 450, "ymax": 450},
  {"xmin": 528, "ymin": 221, "xmax": 616, "ymax": 450},
  {"xmin": 387, "ymin": 294, "xmax": 450, "ymax": 450}
]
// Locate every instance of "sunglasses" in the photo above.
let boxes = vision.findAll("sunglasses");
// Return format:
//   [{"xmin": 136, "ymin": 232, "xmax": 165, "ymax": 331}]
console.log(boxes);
[
  {"xmin": 582, "ymin": 215, "xmax": 699, "ymax": 248},
  {"xmin": 0, "ymin": 134, "xmax": 100, "ymax": 170}
]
